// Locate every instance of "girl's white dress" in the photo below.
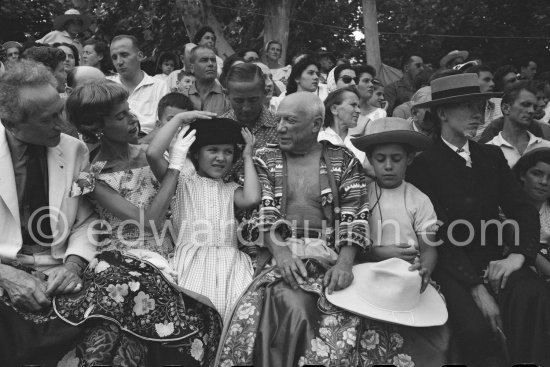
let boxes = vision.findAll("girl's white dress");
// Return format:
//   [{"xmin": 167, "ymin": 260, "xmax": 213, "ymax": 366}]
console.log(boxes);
[{"xmin": 171, "ymin": 162, "xmax": 253, "ymax": 320}]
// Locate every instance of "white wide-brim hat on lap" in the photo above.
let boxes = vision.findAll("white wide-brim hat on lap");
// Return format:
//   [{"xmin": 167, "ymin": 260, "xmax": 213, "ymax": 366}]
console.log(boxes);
[{"xmin": 325, "ymin": 258, "xmax": 448, "ymax": 327}]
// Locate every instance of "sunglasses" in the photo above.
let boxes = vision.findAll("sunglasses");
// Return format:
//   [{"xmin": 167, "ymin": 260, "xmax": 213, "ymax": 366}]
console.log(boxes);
[{"xmin": 338, "ymin": 75, "xmax": 358, "ymax": 84}]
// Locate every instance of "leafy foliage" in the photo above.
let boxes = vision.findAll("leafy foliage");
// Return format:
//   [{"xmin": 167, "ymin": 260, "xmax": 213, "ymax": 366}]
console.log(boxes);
[{"xmin": 1, "ymin": 0, "xmax": 549, "ymax": 70}]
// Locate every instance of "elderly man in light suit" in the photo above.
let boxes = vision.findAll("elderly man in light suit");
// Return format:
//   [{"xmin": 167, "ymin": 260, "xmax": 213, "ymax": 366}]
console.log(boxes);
[{"xmin": 0, "ymin": 60, "xmax": 98, "ymax": 366}]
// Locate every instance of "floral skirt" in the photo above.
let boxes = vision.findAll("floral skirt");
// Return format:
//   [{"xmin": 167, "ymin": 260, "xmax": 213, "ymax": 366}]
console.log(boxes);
[
  {"xmin": 54, "ymin": 250, "xmax": 222, "ymax": 367},
  {"xmin": 216, "ymin": 259, "xmax": 450, "ymax": 367}
]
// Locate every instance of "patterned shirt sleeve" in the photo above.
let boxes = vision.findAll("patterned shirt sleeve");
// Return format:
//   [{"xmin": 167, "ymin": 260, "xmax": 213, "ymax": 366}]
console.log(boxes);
[
  {"xmin": 238, "ymin": 148, "xmax": 291, "ymax": 246},
  {"xmin": 336, "ymin": 152, "xmax": 371, "ymax": 252}
]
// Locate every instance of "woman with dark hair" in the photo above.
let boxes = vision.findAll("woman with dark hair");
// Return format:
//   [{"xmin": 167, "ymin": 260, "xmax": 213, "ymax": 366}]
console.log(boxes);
[
  {"xmin": 55, "ymin": 79, "xmax": 222, "ymax": 366},
  {"xmin": 513, "ymin": 147, "xmax": 550, "ymax": 279},
  {"xmin": 193, "ymin": 26, "xmax": 223, "ymax": 77},
  {"xmin": 53, "ymin": 42, "xmax": 79, "ymax": 73},
  {"xmin": 82, "ymin": 38, "xmax": 112, "ymax": 74},
  {"xmin": 263, "ymin": 40, "xmax": 291, "ymax": 92},
  {"xmin": 154, "ymin": 51, "xmax": 180, "ymax": 81}
]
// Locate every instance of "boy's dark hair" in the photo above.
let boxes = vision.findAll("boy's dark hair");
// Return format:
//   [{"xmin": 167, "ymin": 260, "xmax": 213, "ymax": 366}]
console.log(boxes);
[
  {"xmin": 501, "ymin": 80, "xmax": 537, "ymax": 106},
  {"xmin": 494, "ymin": 64, "xmax": 518, "ymax": 92},
  {"xmin": 157, "ymin": 93, "xmax": 194, "ymax": 120}
]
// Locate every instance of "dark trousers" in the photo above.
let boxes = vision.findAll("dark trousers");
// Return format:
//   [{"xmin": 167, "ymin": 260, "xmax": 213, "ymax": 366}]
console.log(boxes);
[{"xmin": 435, "ymin": 266, "xmax": 550, "ymax": 367}]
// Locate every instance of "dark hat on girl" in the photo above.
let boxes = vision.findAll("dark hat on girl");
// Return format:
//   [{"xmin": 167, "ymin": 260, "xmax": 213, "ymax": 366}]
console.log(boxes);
[{"xmin": 188, "ymin": 118, "xmax": 244, "ymax": 149}]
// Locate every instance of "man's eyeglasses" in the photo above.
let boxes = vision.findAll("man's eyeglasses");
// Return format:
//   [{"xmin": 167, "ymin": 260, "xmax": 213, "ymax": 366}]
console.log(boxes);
[{"xmin": 338, "ymin": 75, "xmax": 358, "ymax": 84}]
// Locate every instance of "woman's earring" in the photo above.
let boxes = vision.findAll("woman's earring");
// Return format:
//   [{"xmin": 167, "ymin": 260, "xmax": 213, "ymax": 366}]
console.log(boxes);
[{"xmin": 95, "ymin": 131, "xmax": 104, "ymax": 141}]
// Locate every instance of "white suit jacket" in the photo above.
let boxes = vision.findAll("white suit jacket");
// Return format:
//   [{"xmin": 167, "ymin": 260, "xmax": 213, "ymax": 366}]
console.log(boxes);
[{"xmin": 0, "ymin": 124, "xmax": 97, "ymax": 262}]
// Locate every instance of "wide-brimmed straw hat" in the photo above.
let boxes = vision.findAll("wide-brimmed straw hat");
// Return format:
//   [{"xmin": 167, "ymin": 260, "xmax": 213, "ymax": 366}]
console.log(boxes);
[
  {"xmin": 440, "ymin": 49, "xmax": 469, "ymax": 67},
  {"xmin": 326, "ymin": 258, "xmax": 448, "ymax": 327},
  {"xmin": 54, "ymin": 9, "xmax": 91, "ymax": 31},
  {"xmin": 351, "ymin": 117, "xmax": 432, "ymax": 152},
  {"xmin": 188, "ymin": 118, "xmax": 244, "ymax": 150},
  {"xmin": 413, "ymin": 73, "xmax": 501, "ymax": 108}
]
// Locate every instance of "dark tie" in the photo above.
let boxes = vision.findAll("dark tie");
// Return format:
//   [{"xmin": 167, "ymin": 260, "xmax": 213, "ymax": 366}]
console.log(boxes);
[{"xmin": 22, "ymin": 145, "xmax": 52, "ymax": 245}]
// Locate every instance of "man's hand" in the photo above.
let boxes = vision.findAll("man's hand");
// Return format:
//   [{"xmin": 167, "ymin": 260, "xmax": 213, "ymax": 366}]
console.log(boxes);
[
  {"xmin": 324, "ymin": 262, "xmax": 353, "ymax": 294},
  {"xmin": 0, "ymin": 265, "xmax": 51, "ymax": 311},
  {"xmin": 409, "ymin": 257, "xmax": 431, "ymax": 293},
  {"xmin": 272, "ymin": 245, "xmax": 308, "ymax": 289},
  {"xmin": 471, "ymin": 283, "xmax": 502, "ymax": 334},
  {"xmin": 371, "ymin": 243, "xmax": 419, "ymax": 263},
  {"xmin": 485, "ymin": 253, "xmax": 524, "ymax": 295},
  {"xmin": 241, "ymin": 128, "xmax": 256, "ymax": 159},
  {"xmin": 44, "ymin": 263, "xmax": 83, "ymax": 296}
]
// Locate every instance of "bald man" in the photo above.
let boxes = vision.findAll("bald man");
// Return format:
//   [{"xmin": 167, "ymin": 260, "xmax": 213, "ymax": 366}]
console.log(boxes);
[
  {"xmin": 217, "ymin": 92, "xmax": 371, "ymax": 365},
  {"xmin": 66, "ymin": 65, "xmax": 105, "ymax": 94}
]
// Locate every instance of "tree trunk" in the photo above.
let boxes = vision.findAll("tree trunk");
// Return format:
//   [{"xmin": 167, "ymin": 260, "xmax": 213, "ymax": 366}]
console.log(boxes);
[
  {"xmin": 263, "ymin": 0, "xmax": 296, "ymax": 65},
  {"xmin": 362, "ymin": 0, "xmax": 381, "ymax": 73},
  {"xmin": 174, "ymin": 0, "xmax": 234, "ymax": 58}
]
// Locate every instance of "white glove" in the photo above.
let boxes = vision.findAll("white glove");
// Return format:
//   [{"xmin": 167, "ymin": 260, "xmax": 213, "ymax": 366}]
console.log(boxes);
[{"xmin": 168, "ymin": 125, "xmax": 196, "ymax": 171}]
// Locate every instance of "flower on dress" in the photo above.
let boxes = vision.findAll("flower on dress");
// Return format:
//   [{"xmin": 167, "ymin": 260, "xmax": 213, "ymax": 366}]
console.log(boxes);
[
  {"xmin": 128, "ymin": 281, "xmax": 140, "ymax": 292},
  {"xmin": 107, "ymin": 283, "xmax": 128, "ymax": 303},
  {"xmin": 95, "ymin": 260, "xmax": 110, "ymax": 273},
  {"xmin": 322, "ymin": 315, "xmax": 338, "ymax": 326},
  {"xmin": 155, "ymin": 322, "xmax": 175, "ymax": 337},
  {"xmin": 88, "ymin": 257, "xmax": 99, "ymax": 270},
  {"xmin": 133, "ymin": 291, "xmax": 156, "ymax": 315},
  {"xmin": 298, "ymin": 356, "xmax": 308, "ymax": 366},
  {"xmin": 319, "ymin": 327, "xmax": 331, "ymax": 338},
  {"xmin": 361, "ymin": 330, "xmax": 380, "ymax": 350},
  {"xmin": 392, "ymin": 353, "xmax": 415, "ymax": 367},
  {"xmin": 128, "ymin": 271, "xmax": 142, "ymax": 277},
  {"xmin": 229, "ymin": 323, "xmax": 243, "ymax": 336},
  {"xmin": 190, "ymin": 339, "xmax": 204, "ymax": 361},
  {"xmin": 390, "ymin": 332, "xmax": 404, "ymax": 349},
  {"xmin": 236, "ymin": 303, "xmax": 256, "ymax": 320},
  {"xmin": 342, "ymin": 328, "xmax": 356, "ymax": 346},
  {"xmin": 311, "ymin": 338, "xmax": 330, "ymax": 358},
  {"xmin": 220, "ymin": 360, "xmax": 233, "ymax": 367}
]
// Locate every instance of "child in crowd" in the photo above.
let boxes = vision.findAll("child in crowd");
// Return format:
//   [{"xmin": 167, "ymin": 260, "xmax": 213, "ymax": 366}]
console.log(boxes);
[
  {"xmin": 174, "ymin": 70, "xmax": 195, "ymax": 94},
  {"xmin": 513, "ymin": 147, "xmax": 550, "ymax": 280},
  {"xmin": 368, "ymin": 80, "xmax": 387, "ymax": 112},
  {"xmin": 154, "ymin": 51, "xmax": 178, "ymax": 81},
  {"xmin": 352, "ymin": 117, "xmax": 437, "ymax": 291},
  {"xmin": 147, "ymin": 116, "xmax": 260, "ymax": 321}
]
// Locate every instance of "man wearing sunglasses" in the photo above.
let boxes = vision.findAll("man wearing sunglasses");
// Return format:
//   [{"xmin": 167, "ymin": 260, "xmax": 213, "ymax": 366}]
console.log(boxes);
[{"xmin": 385, "ymin": 53, "xmax": 425, "ymax": 116}]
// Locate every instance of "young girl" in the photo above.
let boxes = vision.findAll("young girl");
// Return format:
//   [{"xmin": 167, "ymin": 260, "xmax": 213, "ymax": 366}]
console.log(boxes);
[
  {"xmin": 154, "ymin": 52, "xmax": 179, "ymax": 81},
  {"xmin": 147, "ymin": 116, "xmax": 260, "ymax": 321},
  {"xmin": 352, "ymin": 117, "xmax": 437, "ymax": 290}
]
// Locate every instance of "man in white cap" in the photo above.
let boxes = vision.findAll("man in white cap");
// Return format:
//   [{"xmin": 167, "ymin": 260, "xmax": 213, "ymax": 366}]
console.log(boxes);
[
  {"xmin": 36, "ymin": 9, "xmax": 90, "ymax": 54},
  {"xmin": 439, "ymin": 49, "xmax": 469, "ymax": 70},
  {"xmin": 407, "ymin": 73, "xmax": 550, "ymax": 367}
]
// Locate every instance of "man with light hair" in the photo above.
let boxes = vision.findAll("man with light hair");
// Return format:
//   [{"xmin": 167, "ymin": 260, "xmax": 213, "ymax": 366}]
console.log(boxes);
[
  {"xmin": 217, "ymin": 91, "xmax": 371, "ymax": 365},
  {"xmin": 0, "ymin": 59, "xmax": 97, "ymax": 366},
  {"xmin": 108, "ymin": 34, "xmax": 168, "ymax": 135}
]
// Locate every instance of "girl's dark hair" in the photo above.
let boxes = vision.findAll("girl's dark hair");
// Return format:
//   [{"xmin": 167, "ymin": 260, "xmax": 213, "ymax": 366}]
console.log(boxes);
[
  {"xmin": 513, "ymin": 148, "xmax": 550, "ymax": 183},
  {"xmin": 155, "ymin": 51, "xmax": 180, "ymax": 75},
  {"xmin": 83, "ymin": 38, "xmax": 113, "ymax": 74},
  {"xmin": 193, "ymin": 26, "xmax": 216, "ymax": 45},
  {"xmin": 53, "ymin": 42, "xmax": 80, "ymax": 66},
  {"xmin": 323, "ymin": 86, "xmax": 360, "ymax": 128},
  {"xmin": 286, "ymin": 56, "xmax": 320, "ymax": 95}
]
